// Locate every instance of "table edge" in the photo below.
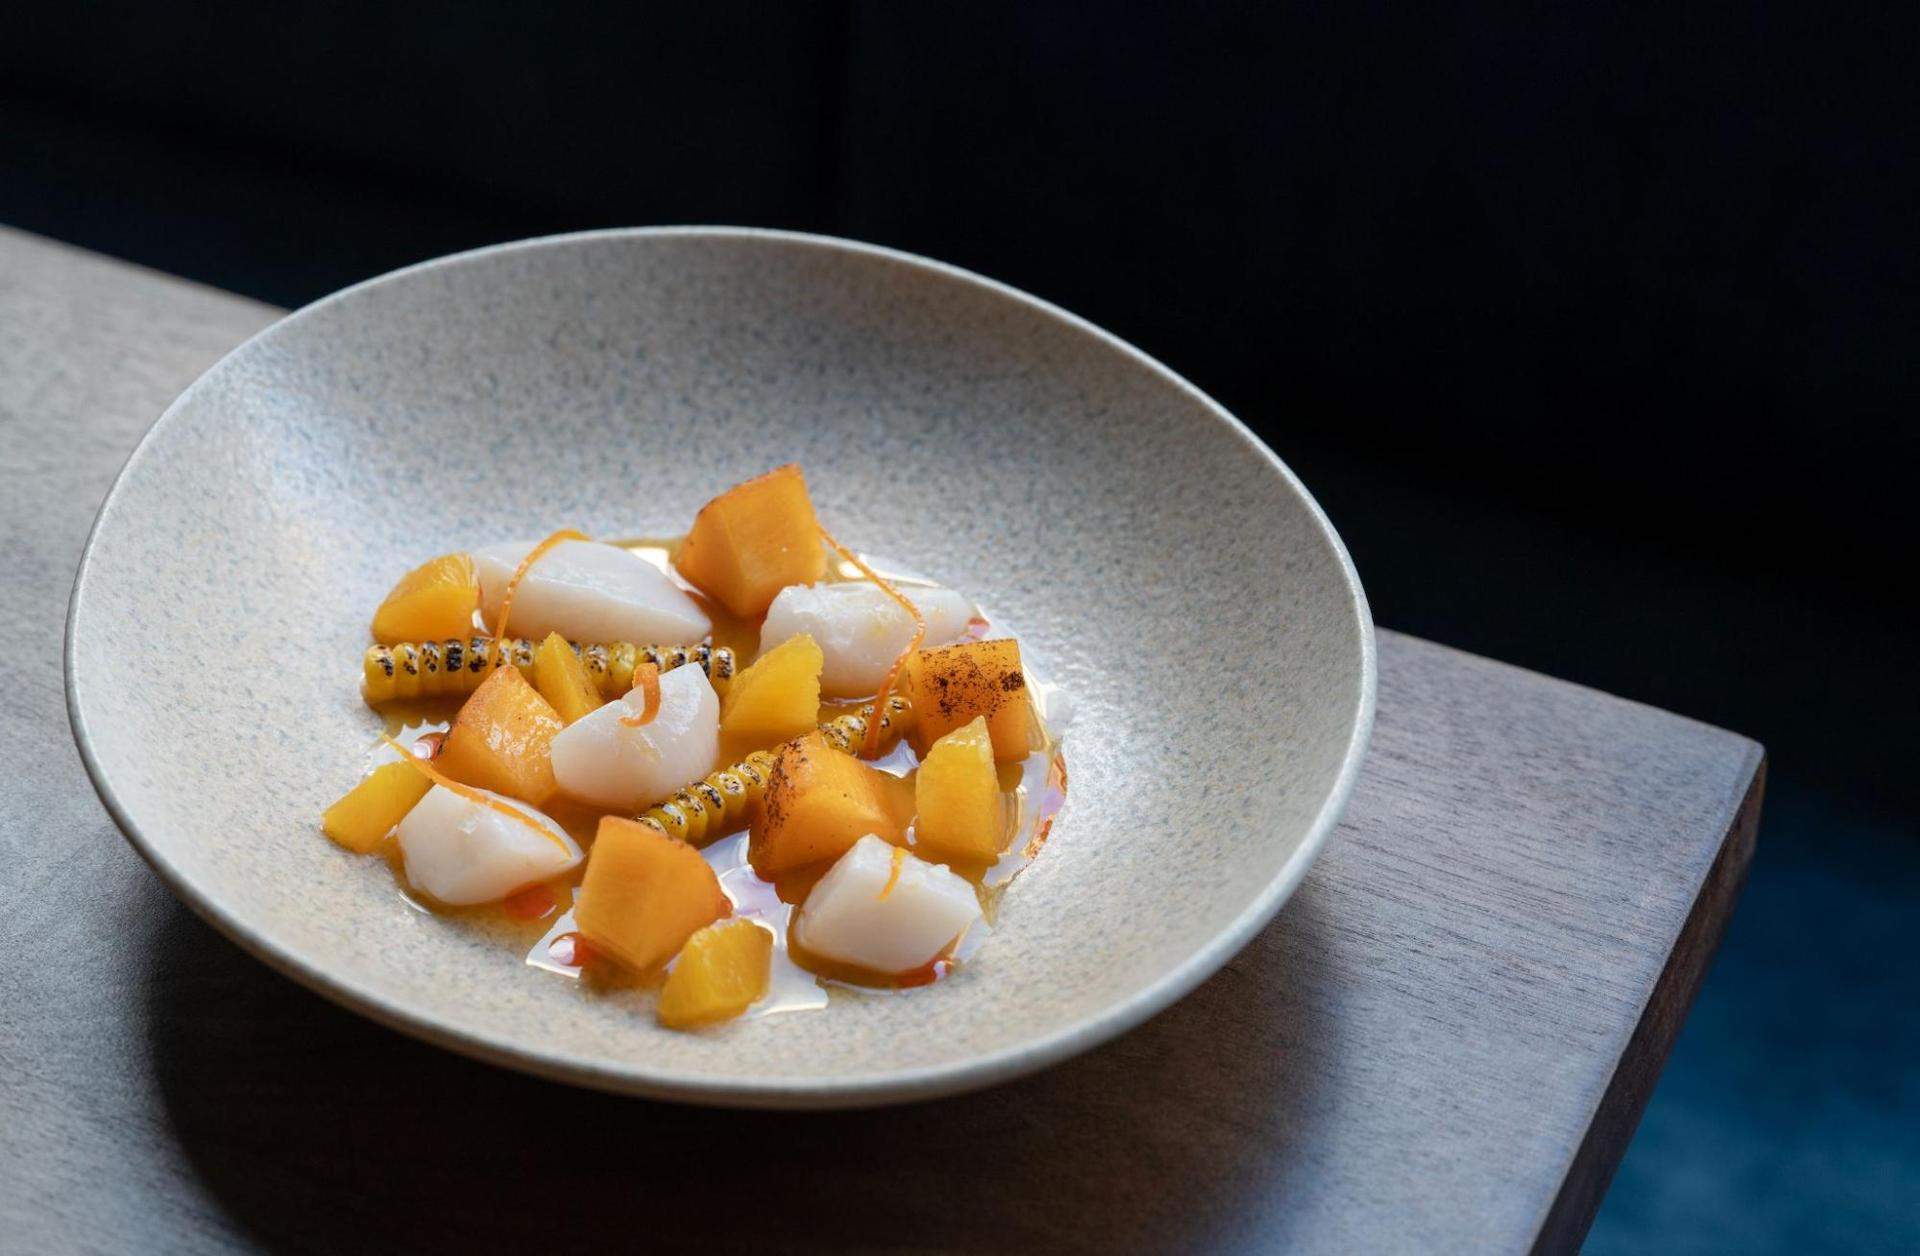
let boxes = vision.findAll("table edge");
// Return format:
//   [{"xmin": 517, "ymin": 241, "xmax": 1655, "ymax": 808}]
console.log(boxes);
[{"xmin": 1529, "ymin": 745, "xmax": 1767, "ymax": 1253}]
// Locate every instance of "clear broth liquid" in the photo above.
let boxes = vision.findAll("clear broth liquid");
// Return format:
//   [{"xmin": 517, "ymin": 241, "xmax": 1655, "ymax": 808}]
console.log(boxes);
[{"xmin": 368, "ymin": 537, "xmax": 1067, "ymax": 1021}]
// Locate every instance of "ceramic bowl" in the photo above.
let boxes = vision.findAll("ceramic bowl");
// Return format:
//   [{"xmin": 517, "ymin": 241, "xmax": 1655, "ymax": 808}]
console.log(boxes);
[{"xmin": 66, "ymin": 228, "xmax": 1375, "ymax": 1108}]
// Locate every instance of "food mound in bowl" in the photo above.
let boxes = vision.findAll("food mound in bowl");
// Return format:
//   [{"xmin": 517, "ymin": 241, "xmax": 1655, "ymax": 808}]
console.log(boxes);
[{"xmin": 322, "ymin": 465, "xmax": 1067, "ymax": 1030}]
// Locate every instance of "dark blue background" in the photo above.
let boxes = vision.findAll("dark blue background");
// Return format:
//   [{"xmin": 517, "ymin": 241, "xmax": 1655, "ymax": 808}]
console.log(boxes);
[{"xmin": 5, "ymin": 3, "xmax": 1914, "ymax": 1248}]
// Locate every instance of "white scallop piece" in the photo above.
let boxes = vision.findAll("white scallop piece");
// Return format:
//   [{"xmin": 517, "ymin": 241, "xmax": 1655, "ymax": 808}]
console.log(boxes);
[
  {"xmin": 396, "ymin": 785, "xmax": 581, "ymax": 906},
  {"xmin": 793, "ymin": 835, "xmax": 983, "ymax": 973},
  {"xmin": 761, "ymin": 581, "xmax": 975, "ymax": 697},
  {"xmin": 549, "ymin": 663, "xmax": 720, "ymax": 811},
  {"xmin": 475, "ymin": 539, "xmax": 710, "ymax": 645}
]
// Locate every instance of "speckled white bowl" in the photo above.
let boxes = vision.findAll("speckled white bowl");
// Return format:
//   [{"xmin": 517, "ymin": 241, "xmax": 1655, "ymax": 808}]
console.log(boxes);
[{"xmin": 66, "ymin": 228, "xmax": 1374, "ymax": 1108}]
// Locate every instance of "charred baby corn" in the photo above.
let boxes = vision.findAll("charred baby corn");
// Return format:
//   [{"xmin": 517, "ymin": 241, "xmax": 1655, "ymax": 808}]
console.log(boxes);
[{"xmin": 363, "ymin": 636, "xmax": 735, "ymax": 704}]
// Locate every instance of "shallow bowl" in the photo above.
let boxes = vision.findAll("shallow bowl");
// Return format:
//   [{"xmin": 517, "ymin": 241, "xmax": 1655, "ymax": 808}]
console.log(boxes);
[{"xmin": 66, "ymin": 228, "xmax": 1374, "ymax": 1107}]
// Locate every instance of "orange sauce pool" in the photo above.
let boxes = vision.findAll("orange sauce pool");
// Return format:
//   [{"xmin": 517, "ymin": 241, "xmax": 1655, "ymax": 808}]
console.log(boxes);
[{"xmin": 366, "ymin": 535, "xmax": 1069, "ymax": 1018}]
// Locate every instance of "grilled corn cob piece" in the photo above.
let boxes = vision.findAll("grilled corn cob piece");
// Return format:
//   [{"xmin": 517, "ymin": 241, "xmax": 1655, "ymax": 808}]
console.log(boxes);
[
  {"xmin": 363, "ymin": 637, "xmax": 735, "ymax": 705},
  {"xmin": 637, "ymin": 695, "xmax": 913, "ymax": 845}
]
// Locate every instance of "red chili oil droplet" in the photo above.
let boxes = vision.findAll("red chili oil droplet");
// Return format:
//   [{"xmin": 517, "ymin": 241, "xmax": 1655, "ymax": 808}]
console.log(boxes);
[
  {"xmin": 548, "ymin": 932, "xmax": 593, "ymax": 968},
  {"xmin": 895, "ymin": 959, "xmax": 945, "ymax": 989},
  {"xmin": 504, "ymin": 884, "xmax": 557, "ymax": 921}
]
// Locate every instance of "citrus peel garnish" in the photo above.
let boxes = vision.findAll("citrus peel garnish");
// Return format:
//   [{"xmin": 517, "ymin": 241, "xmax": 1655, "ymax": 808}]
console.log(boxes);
[
  {"xmin": 492, "ymin": 528, "xmax": 588, "ymax": 638},
  {"xmin": 817, "ymin": 523, "xmax": 925, "ymax": 758},
  {"xmin": 618, "ymin": 662, "xmax": 663, "ymax": 727},
  {"xmin": 379, "ymin": 734, "xmax": 571, "ymax": 855}
]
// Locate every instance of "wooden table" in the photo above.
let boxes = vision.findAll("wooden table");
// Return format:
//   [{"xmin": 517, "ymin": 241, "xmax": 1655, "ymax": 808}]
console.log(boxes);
[{"xmin": 0, "ymin": 227, "xmax": 1763, "ymax": 1254}]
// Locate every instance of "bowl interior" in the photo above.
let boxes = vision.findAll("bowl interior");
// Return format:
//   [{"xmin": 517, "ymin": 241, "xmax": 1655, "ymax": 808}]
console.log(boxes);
[{"xmin": 67, "ymin": 229, "xmax": 1372, "ymax": 1106}]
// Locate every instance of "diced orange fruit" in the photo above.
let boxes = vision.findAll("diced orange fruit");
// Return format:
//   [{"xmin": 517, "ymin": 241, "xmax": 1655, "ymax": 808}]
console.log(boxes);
[
  {"xmin": 320, "ymin": 760, "xmax": 432, "ymax": 853},
  {"xmin": 435, "ymin": 665, "xmax": 563, "ymax": 805},
  {"xmin": 903, "ymin": 638, "xmax": 1034, "ymax": 762},
  {"xmin": 531, "ymin": 631, "xmax": 603, "ymax": 724},
  {"xmin": 657, "ymin": 920, "xmax": 773, "ymax": 1029},
  {"xmin": 576, "ymin": 817, "xmax": 730, "ymax": 973},
  {"xmin": 721, "ymin": 633, "xmax": 823, "ymax": 744},
  {"xmin": 371, "ymin": 552, "xmax": 479, "ymax": 645},
  {"xmin": 749, "ymin": 730, "xmax": 905, "ymax": 876},
  {"xmin": 674, "ymin": 464, "xmax": 827, "ymax": 618},
  {"xmin": 913, "ymin": 716, "xmax": 1007, "ymax": 863}
]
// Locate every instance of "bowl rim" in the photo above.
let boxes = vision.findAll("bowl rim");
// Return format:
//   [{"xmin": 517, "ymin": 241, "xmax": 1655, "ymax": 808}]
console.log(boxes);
[{"xmin": 64, "ymin": 226, "xmax": 1377, "ymax": 1109}]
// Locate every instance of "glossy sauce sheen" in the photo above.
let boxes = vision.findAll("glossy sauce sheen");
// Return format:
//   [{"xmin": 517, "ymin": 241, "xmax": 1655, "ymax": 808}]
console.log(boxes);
[{"xmin": 371, "ymin": 537, "xmax": 1067, "ymax": 1022}]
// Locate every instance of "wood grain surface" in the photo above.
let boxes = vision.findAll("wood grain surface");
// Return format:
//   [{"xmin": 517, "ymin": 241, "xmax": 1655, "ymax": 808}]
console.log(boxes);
[{"xmin": 0, "ymin": 227, "xmax": 1763, "ymax": 1254}]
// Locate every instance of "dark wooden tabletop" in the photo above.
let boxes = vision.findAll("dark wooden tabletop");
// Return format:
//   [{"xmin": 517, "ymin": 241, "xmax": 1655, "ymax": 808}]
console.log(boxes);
[{"xmin": 0, "ymin": 227, "xmax": 1763, "ymax": 1254}]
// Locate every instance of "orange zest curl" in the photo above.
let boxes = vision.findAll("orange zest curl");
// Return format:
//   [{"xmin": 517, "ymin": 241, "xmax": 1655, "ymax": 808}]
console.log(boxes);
[
  {"xmin": 618, "ymin": 662, "xmax": 663, "ymax": 727},
  {"xmin": 878, "ymin": 844, "xmax": 907, "ymax": 900},
  {"xmin": 379, "ymin": 734, "xmax": 572, "ymax": 855},
  {"xmin": 492, "ymin": 528, "xmax": 589, "ymax": 638},
  {"xmin": 817, "ymin": 523, "xmax": 925, "ymax": 758}
]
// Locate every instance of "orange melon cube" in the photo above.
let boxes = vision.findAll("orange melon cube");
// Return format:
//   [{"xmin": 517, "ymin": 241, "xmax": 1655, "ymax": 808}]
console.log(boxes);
[
  {"xmin": 576, "ymin": 817, "xmax": 730, "ymax": 973},
  {"xmin": 435, "ymin": 664, "xmax": 563, "ymax": 805},
  {"xmin": 371, "ymin": 552, "xmax": 479, "ymax": 645},
  {"xmin": 721, "ymin": 632, "xmax": 823, "ymax": 744},
  {"xmin": 674, "ymin": 464, "xmax": 827, "ymax": 618},
  {"xmin": 531, "ymin": 631, "xmax": 604, "ymax": 725},
  {"xmin": 320, "ymin": 760, "xmax": 431, "ymax": 854},
  {"xmin": 913, "ymin": 716, "xmax": 1007, "ymax": 863},
  {"xmin": 749, "ymin": 731, "xmax": 906, "ymax": 876},
  {"xmin": 657, "ymin": 920, "xmax": 773, "ymax": 1029},
  {"xmin": 903, "ymin": 639, "xmax": 1035, "ymax": 762}
]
